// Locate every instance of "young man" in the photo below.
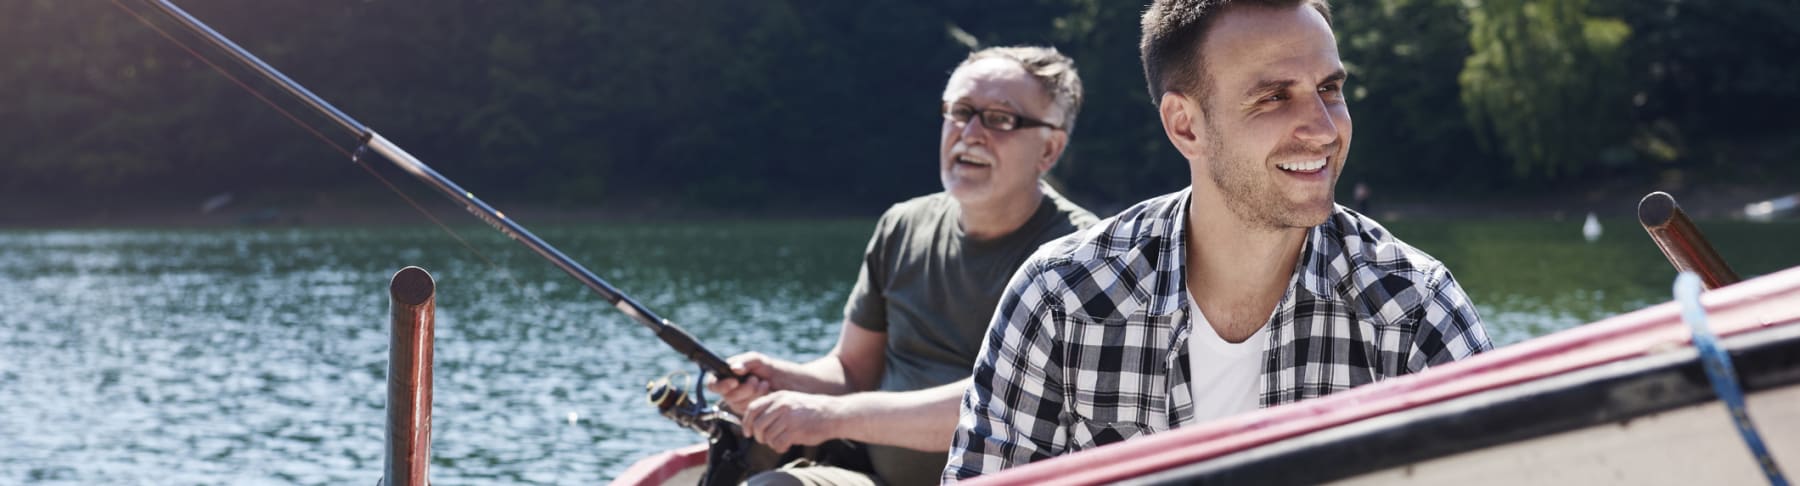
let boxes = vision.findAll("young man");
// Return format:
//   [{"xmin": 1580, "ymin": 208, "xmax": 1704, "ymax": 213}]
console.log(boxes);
[
  {"xmin": 707, "ymin": 46, "xmax": 1099, "ymax": 486},
  {"xmin": 945, "ymin": 1, "xmax": 1492, "ymax": 479}
]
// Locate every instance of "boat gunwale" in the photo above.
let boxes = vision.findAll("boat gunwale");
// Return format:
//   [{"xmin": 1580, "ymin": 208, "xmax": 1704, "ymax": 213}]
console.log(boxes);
[
  {"xmin": 960, "ymin": 265, "xmax": 1800, "ymax": 485},
  {"xmin": 613, "ymin": 443, "xmax": 708, "ymax": 486},
  {"xmin": 1130, "ymin": 319, "xmax": 1800, "ymax": 484}
]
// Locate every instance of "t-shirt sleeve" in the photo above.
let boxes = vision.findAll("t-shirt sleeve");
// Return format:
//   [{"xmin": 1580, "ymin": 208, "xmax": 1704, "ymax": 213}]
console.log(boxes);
[{"xmin": 844, "ymin": 211, "xmax": 894, "ymax": 332}]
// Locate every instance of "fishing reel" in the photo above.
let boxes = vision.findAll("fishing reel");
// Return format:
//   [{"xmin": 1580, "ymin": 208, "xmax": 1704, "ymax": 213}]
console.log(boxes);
[
  {"xmin": 645, "ymin": 370, "xmax": 737, "ymax": 436},
  {"xmin": 645, "ymin": 369, "xmax": 871, "ymax": 484},
  {"xmin": 646, "ymin": 369, "xmax": 763, "ymax": 486}
]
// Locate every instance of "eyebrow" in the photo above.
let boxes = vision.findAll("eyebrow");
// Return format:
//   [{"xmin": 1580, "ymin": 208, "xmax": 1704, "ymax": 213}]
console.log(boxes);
[
  {"xmin": 948, "ymin": 97, "xmax": 1024, "ymax": 112},
  {"xmin": 1322, "ymin": 69, "xmax": 1348, "ymax": 85},
  {"xmin": 1244, "ymin": 69, "xmax": 1350, "ymax": 97}
]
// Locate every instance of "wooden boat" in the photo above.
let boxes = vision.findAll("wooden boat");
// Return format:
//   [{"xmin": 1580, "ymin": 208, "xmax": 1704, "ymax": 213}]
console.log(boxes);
[
  {"xmin": 964, "ymin": 265, "xmax": 1800, "ymax": 485},
  {"xmin": 615, "ymin": 443, "xmax": 709, "ymax": 486},
  {"xmin": 614, "ymin": 264, "xmax": 1800, "ymax": 485}
]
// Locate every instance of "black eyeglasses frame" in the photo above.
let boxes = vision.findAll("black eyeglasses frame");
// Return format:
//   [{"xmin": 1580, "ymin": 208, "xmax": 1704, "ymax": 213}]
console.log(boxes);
[{"xmin": 940, "ymin": 102, "xmax": 1062, "ymax": 132}]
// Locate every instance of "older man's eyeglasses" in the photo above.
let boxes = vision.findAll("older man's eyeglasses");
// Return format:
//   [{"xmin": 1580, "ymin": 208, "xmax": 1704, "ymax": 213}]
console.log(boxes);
[{"xmin": 941, "ymin": 103, "xmax": 1061, "ymax": 132}]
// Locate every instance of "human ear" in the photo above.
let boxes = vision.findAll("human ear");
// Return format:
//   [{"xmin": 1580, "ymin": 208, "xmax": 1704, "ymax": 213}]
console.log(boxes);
[
  {"xmin": 1159, "ymin": 92, "xmax": 1208, "ymax": 161},
  {"xmin": 1037, "ymin": 129, "xmax": 1068, "ymax": 173}
]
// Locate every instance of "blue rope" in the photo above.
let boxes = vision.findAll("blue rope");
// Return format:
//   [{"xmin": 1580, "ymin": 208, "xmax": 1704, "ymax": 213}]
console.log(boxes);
[{"xmin": 1675, "ymin": 273, "xmax": 1790, "ymax": 486}]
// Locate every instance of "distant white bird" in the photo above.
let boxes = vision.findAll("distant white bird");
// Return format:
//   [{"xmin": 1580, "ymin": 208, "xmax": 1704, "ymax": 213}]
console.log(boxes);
[
  {"xmin": 200, "ymin": 192, "xmax": 234, "ymax": 214},
  {"xmin": 1583, "ymin": 212, "xmax": 1602, "ymax": 242},
  {"xmin": 1744, "ymin": 193, "xmax": 1800, "ymax": 222}
]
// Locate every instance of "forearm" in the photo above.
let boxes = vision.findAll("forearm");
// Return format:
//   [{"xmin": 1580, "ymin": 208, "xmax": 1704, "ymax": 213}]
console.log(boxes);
[
  {"xmin": 833, "ymin": 380, "xmax": 966, "ymax": 452},
  {"xmin": 767, "ymin": 319, "xmax": 885, "ymax": 396},
  {"xmin": 778, "ymin": 354, "xmax": 857, "ymax": 396}
]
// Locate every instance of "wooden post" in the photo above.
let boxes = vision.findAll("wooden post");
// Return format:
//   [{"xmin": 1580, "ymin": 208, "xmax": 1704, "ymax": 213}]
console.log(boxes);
[
  {"xmin": 1638, "ymin": 192, "xmax": 1742, "ymax": 289},
  {"xmin": 384, "ymin": 266, "xmax": 436, "ymax": 486}
]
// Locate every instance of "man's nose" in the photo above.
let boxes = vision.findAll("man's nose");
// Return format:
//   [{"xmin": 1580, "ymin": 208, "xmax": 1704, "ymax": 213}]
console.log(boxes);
[
  {"xmin": 1294, "ymin": 94, "xmax": 1339, "ymax": 147},
  {"xmin": 958, "ymin": 115, "xmax": 992, "ymax": 141}
]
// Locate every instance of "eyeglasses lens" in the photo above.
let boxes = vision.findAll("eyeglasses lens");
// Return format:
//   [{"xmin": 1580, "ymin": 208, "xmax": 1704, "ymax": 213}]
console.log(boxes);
[{"xmin": 980, "ymin": 112, "xmax": 1018, "ymax": 131}]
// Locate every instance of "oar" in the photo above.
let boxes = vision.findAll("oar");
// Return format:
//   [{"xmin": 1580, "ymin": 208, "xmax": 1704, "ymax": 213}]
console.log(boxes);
[
  {"xmin": 124, "ymin": 0, "xmax": 739, "ymax": 381},
  {"xmin": 1638, "ymin": 191, "xmax": 1742, "ymax": 289}
]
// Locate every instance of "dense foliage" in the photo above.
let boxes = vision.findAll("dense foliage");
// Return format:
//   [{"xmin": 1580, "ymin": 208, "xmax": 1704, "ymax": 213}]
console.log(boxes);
[{"xmin": 2, "ymin": 0, "xmax": 1794, "ymax": 212}]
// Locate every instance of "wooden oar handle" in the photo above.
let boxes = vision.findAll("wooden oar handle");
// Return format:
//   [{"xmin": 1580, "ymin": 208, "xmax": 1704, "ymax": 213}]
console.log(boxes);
[
  {"xmin": 385, "ymin": 266, "xmax": 436, "ymax": 486},
  {"xmin": 1638, "ymin": 192, "xmax": 1741, "ymax": 289}
]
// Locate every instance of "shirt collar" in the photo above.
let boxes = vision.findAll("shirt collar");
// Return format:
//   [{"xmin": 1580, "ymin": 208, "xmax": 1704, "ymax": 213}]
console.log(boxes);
[{"xmin": 1156, "ymin": 188, "xmax": 1340, "ymax": 315}]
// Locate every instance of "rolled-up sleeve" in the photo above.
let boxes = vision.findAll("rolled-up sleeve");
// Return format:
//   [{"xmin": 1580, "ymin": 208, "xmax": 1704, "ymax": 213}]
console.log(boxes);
[
  {"xmin": 1409, "ymin": 265, "xmax": 1493, "ymax": 372},
  {"xmin": 945, "ymin": 259, "xmax": 1068, "ymax": 481}
]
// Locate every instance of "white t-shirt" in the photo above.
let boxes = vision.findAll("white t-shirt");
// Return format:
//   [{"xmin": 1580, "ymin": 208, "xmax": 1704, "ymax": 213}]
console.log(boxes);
[{"xmin": 1187, "ymin": 294, "xmax": 1268, "ymax": 424}]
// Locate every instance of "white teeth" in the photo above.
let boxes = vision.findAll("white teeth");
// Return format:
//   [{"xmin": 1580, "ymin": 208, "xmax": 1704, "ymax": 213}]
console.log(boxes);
[
  {"xmin": 1277, "ymin": 158, "xmax": 1327, "ymax": 172},
  {"xmin": 958, "ymin": 154, "xmax": 995, "ymax": 166}
]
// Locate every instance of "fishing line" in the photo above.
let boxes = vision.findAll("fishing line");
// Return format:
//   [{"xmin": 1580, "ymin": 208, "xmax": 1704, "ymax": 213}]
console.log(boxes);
[
  {"xmin": 113, "ymin": 0, "xmax": 741, "ymax": 381},
  {"xmin": 107, "ymin": 0, "xmax": 350, "ymax": 158},
  {"xmin": 107, "ymin": 0, "xmax": 560, "ymax": 315}
]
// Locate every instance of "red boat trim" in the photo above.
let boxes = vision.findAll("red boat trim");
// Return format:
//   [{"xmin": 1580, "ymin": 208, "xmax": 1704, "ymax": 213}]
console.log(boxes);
[
  {"xmin": 1138, "ymin": 321, "xmax": 1800, "ymax": 483},
  {"xmin": 963, "ymin": 265, "xmax": 1800, "ymax": 485},
  {"xmin": 613, "ymin": 443, "xmax": 707, "ymax": 486}
]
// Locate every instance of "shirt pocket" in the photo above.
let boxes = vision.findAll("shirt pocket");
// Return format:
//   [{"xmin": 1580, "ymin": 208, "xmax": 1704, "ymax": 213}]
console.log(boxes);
[
  {"xmin": 1061, "ymin": 310, "xmax": 1175, "ymax": 431},
  {"xmin": 1069, "ymin": 419, "xmax": 1149, "ymax": 452}
]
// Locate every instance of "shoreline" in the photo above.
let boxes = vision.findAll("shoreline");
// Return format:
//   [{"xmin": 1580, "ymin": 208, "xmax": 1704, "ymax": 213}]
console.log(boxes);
[
  {"xmin": 0, "ymin": 200, "xmax": 875, "ymax": 230},
  {"xmin": 2, "ymin": 182, "xmax": 1789, "ymax": 230}
]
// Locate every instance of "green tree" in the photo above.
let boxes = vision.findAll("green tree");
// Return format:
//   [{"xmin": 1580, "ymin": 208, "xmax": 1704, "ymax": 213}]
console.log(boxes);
[
  {"xmin": 1597, "ymin": 0, "xmax": 1800, "ymax": 175},
  {"xmin": 1044, "ymin": 0, "xmax": 1188, "ymax": 207},
  {"xmin": 1333, "ymin": 0, "xmax": 1509, "ymax": 193},
  {"xmin": 1460, "ymin": 0, "xmax": 1634, "ymax": 179}
]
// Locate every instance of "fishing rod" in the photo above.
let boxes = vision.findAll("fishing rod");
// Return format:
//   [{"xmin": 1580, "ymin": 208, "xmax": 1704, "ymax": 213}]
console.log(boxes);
[{"xmin": 126, "ymin": 0, "xmax": 738, "ymax": 381}]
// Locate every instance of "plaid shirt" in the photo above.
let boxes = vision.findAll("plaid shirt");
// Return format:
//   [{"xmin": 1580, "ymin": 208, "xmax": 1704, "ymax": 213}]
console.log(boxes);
[{"xmin": 945, "ymin": 188, "xmax": 1492, "ymax": 480}]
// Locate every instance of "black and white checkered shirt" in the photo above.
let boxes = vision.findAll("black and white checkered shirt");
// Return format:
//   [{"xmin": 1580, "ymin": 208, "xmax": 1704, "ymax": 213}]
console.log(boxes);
[{"xmin": 945, "ymin": 188, "xmax": 1492, "ymax": 480}]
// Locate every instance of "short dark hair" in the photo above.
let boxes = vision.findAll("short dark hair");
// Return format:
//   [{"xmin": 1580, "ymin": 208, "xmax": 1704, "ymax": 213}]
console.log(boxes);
[
  {"xmin": 958, "ymin": 46, "xmax": 1084, "ymax": 135},
  {"xmin": 1140, "ymin": 0, "xmax": 1333, "ymax": 105}
]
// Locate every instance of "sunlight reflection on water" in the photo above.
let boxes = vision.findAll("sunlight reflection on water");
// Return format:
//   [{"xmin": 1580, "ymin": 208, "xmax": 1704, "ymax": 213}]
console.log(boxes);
[{"xmin": 0, "ymin": 219, "xmax": 1789, "ymax": 483}]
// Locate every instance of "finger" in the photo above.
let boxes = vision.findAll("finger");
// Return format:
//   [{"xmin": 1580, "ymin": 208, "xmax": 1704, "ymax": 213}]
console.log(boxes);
[
  {"xmin": 727, "ymin": 352, "xmax": 763, "ymax": 368},
  {"xmin": 724, "ymin": 376, "xmax": 763, "ymax": 406},
  {"xmin": 759, "ymin": 410, "xmax": 791, "ymax": 452},
  {"xmin": 737, "ymin": 356, "xmax": 773, "ymax": 379},
  {"xmin": 740, "ymin": 395, "xmax": 773, "ymax": 439},
  {"xmin": 704, "ymin": 375, "xmax": 737, "ymax": 394},
  {"xmin": 722, "ymin": 353, "xmax": 754, "ymax": 377}
]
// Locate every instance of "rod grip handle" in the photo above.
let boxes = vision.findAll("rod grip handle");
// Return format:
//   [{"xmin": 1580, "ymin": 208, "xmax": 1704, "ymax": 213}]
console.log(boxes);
[{"xmin": 656, "ymin": 319, "xmax": 741, "ymax": 381}]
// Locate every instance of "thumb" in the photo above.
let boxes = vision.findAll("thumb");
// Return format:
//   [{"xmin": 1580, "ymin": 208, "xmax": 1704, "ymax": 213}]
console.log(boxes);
[{"xmin": 737, "ymin": 354, "xmax": 777, "ymax": 376}]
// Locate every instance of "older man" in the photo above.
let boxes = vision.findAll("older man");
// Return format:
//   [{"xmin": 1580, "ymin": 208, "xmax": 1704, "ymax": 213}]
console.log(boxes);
[
  {"xmin": 946, "ymin": 1, "xmax": 1492, "ymax": 479},
  {"xmin": 709, "ymin": 46, "xmax": 1098, "ymax": 486}
]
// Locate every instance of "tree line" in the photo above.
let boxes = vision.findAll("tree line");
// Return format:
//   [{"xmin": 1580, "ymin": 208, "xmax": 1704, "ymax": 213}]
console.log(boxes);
[{"xmin": 2, "ymin": 0, "xmax": 1795, "ymax": 213}]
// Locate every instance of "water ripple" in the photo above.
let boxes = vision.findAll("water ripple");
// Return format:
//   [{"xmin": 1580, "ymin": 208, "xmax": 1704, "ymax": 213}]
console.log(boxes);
[{"xmin": 0, "ymin": 219, "xmax": 1790, "ymax": 482}]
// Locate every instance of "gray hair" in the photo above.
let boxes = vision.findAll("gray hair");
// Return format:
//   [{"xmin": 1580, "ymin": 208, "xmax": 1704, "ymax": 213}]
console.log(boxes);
[{"xmin": 957, "ymin": 46, "xmax": 1084, "ymax": 135}]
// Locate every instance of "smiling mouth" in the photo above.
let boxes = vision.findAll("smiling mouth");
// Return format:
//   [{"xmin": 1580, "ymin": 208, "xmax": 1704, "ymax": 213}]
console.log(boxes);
[
  {"xmin": 955, "ymin": 154, "xmax": 995, "ymax": 168},
  {"xmin": 1276, "ymin": 158, "xmax": 1327, "ymax": 174}
]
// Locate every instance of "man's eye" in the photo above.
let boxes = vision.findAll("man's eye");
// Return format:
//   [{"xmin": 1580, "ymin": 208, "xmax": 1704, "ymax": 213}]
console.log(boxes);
[
  {"xmin": 1262, "ymin": 93, "xmax": 1287, "ymax": 103},
  {"xmin": 951, "ymin": 106, "xmax": 976, "ymax": 119},
  {"xmin": 1320, "ymin": 84, "xmax": 1347, "ymax": 102},
  {"xmin": 986, "ymin": 113, "xmax": 1018, "ymax": 128}
]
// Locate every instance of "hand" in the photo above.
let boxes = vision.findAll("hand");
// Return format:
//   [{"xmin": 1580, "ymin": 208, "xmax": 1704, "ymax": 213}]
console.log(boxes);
[
  {"xmin": 704, "ymin": 352, "xmax": 789, "ymax": 413},
  {"xmin": 740, "ymin": 391, "xmax": 846, "ymax": 453}
]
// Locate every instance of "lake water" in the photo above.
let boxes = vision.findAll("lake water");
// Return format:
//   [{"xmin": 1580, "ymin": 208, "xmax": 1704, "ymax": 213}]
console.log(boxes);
[{"xmin": 0, "ymin": 217, "xmax": 1792, "ymax": 484}]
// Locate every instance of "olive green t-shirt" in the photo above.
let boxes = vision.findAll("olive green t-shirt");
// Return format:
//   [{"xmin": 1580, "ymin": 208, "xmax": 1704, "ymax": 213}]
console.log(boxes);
[{"xmin": 844, "ymin": 188, "xmax": 1097, "ymax": 485}]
